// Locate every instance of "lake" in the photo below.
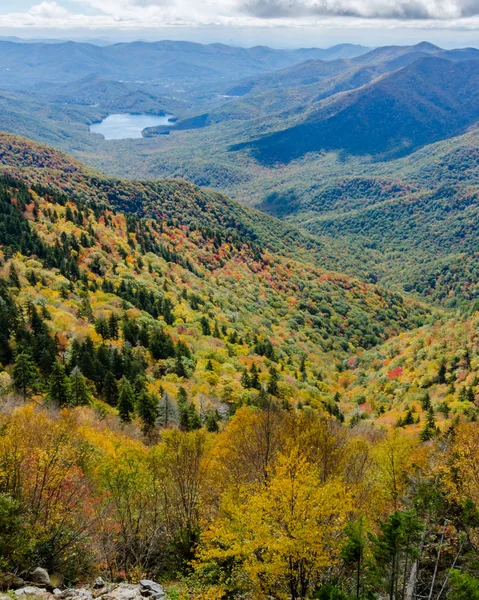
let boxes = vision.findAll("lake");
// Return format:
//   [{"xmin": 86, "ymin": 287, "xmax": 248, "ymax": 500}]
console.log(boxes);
[{"xmin": 90, "ymin": 113, "xmax": 174, "ymax": 140}]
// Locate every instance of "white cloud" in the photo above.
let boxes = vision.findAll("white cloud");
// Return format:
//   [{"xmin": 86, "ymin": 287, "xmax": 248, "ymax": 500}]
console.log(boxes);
[
  {"xmin": 29, "ymin": 2, "xmax": 70, "ymax": 18},
  {"xmin": 2, "ymin": 0, "xmax": 479, "ymax": 30}
]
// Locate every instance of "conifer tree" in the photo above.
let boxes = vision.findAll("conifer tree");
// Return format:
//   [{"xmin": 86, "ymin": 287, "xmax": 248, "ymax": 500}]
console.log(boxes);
[
  {"xmin": 69, "ymin": 367, "xmax": 91, "ymax": 406},
  {"xmin": 49, "ymin": 361, "xmax": 71, "ymax": 407},
  {"xmin": 12, "ymin": 352, "xmax": 37, "ymax": 401},
  {"xmin": 137, "ymin": 390, "xmax": 157, "ymax": 435},
  {"xmin": 118, "ymin": 377, "xmax": 135, "ymax": 423}
]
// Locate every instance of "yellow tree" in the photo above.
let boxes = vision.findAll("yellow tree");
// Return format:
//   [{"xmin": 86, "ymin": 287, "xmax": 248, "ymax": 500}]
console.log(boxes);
[{"xmin": 197, "ymin": 447, "xmax": 352, "ymax": 599}]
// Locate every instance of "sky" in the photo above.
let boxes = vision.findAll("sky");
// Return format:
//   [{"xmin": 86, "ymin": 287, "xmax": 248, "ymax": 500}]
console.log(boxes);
[{"xmin": 1, "ymin": 0, "xmax": 479, "ymax": 48}]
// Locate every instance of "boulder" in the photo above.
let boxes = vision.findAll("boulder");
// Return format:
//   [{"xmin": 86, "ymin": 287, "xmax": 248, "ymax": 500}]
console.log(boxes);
[
  {"xmin": 102, "ymin": 584, "xmax": 142, "ymax": 600},
  {"xmin": 93, "ymin": 578, "xmax": 106, "ymax": 590},
  {"xmin": 60, "ymin": 589, "xmax": 93, "ymax": 600},
  {"xmin": 30, "ymin": 568, "xmax": 51, "ymax": 586},
  {"xmin": 15, "ymin": 586, "xmax": 51, "ymax": 597},
  {"xmin": 0, "ymin": 573, "xmax": 25, "ymax": 591},
  {"xmin": 139, "ymin": 582, "xmax": 165, "ymax": 599}
]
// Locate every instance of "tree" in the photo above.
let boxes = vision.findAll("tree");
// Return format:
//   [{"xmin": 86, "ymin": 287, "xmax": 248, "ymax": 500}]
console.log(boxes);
[
  {"xmin": 198, "ymin": 448, "xmax": 352, "ymax": 599},
  {"xmin": 267, "ymin": 366, "xmax": 280, "ymax": 397},
  {"xmin": 448, "ymin": 570, "xmax": 479, "ymax": 600},
  {"xmin": 69, "ymin": 367, "xmax": 91, "ymax": 406},
  {"xmin": 94, "ymin": 316, "xmax": 110, "ymax": 341},
  {"xmin": 149, "ymin": 329, "xmax": 175, "ymax": 360},
  {"xmin": 200, "ymin": 316, "xmax": 211, "ymax": 336},
  {"xmin": 156, "ymin": 391, "xmax": 178, "ymax": 428},
  {"xmin": 137, "ymin": 390, "xmax": 157, "ymax": 435},
  {"xmin": 48, "ymin": 361, "xmax": 71, "ymax": 407},
  {"xmin": 341, "ymin": 518, "xmax": 367, "ymax": 599},
  {"xmin": 118, "ymin": 377, "xmax": 135, "ymax": 423},
  {"xmin": 103, "ymin": 371, "xmax": 118, "ymax": 406},
  {"xmin": 371, "ymin": 510, "xmax": 423, "ymax": 600},
  {"xmin": 12, "ymin": 352, "xmax": 37, "ymax": 401},
  {"xmin": 420, "ymin": 408, "xmax": 437, "ymax": 442},
  {"xmin": 8, "ymin": 263, "xmax": 20, "ymax": 288}
]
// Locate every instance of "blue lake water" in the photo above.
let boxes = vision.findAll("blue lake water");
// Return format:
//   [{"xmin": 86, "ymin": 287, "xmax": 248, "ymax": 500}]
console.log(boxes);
[{"xmin": 90, "ymin": 113, "xmax": 174, "ymax": 140}]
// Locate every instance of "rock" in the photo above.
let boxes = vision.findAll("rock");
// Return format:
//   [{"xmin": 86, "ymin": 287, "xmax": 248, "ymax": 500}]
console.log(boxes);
[
  {"xmin": 15, "ymin": 586, "xmax": 51, "ymax": 597},
  {"xmin": 0, "ymin": 573, "xmax": 25, "ymax": 591},
  {"xmin": 60, "ymin": 589, "xmax": 93, "ymax": 600},
  {"xmin": 139, "ymin": 582, "xmax": 164, "ymax": 599},
  {"xmin": 53, "ymin": 590, "xmax": 62, "ymax": 596},
  {"xmin": 30, "ymin": 568, "xmax": 51, "ymax": 586},
  {"xmin": 102, "ymin": 584, "xmax": 142, "ymax": 600},
  {"xmin": 93, "ymin": 579, "xmax": 105, "ymax": 590}
]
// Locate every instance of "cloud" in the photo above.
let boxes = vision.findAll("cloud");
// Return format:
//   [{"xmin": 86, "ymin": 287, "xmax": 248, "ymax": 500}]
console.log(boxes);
[
  {"xmin": 239, "ymin": 0, "xmax": 479, "ymax": 19},
  {"xmin": 29, "ymin": 2, "xmax": 70, "ymax": 18},
  {"xmin": 2, "ymin": 0, "xmax": 479, "ymax": 30}
]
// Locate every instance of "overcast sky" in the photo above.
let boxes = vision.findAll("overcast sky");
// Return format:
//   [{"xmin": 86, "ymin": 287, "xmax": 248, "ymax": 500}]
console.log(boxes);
[{"xmin": 1, "ymin": 0, "xmax": 479, "ymax": 48}]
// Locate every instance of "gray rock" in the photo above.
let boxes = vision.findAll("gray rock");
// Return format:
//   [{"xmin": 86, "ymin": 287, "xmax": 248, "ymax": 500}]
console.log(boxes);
[
  {"xmin": 53, "ymin": 590, "xmax": 62, "ymax": 596},
  {"xmin": 102, "ymin": 585, "xmax": 142, "ymax": 600},
  {"xmin": 60, "ymin": 589, "xmax": 92, "ymax": 600},
  {"xmin": 15, "ymin": 586, "xmax": 50, "ymax": 597},
  {"xmin": 139, "ymin": 582, "xmax": 164, "ymax": 599},
  {"xmin": 93, "ymin": 579, "xmax": 105, "ymax": 590},
  {"xmin": 30, "ymin": 568, "xmax": 51, "ymax": 586}
]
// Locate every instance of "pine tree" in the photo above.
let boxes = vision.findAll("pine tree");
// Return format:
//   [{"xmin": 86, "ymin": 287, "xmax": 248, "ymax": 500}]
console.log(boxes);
[
  {"xmin": 267, "ymin": 366, "xmax": 279, "ymax": 397},
  {"xmin": 205, "ymin": 409, "xmax": 220, "ymax": 432},
  {"xmin": 200, "ymin": 316, "xmax": 211, "ymax": 336},
  {"xmin": 94, "ymin": 316, "xmax": 110, "ymax": 341},
  {"xmin": 103, "ymin": 371, "xmax": 118, "ymax": 406},
  {"xmin": 250, "ymin": 363, "xmax": 260, "ymax": 390},
  {"xmin": 205, "ymin": 359, "xmax": 214, "ymax": 372},
  {"xmin": 240, "ymin": 367, "xmax": 251, "ymax": 388},
  {"xmin": 108, "ymin": 312, "xmax": 120, "ymax": 340},
  {"xmin": 137, "ymin": 390, "xmax": 157, "ymax": 435},
  {"xmin": 12, "ymin": 352, "xmax": 37, "ymax": 401},
  {"xmin": 69, "ymin": 367, "xmax": 91, "ymax": 406},
  {"xmin": 49, "ymin": 361, "xmax": 71, "ymax": 407},
  {"xmin": 420, "ymin": 408, "xmax": 438, "ymax": 442},
  {"xmin": 8, "ymin": 264, "xmax": 20, "ymax": 288},
  {"xmin": 118, "ymin": 377, "xmax": 135, "ymax": 423}
]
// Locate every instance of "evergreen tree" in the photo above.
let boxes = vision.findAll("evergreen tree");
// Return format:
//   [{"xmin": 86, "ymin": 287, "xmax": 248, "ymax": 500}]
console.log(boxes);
[
  {"xmin": 420, "ymin": 408, "xmax": 438, "ymax": 442},
  {"xmin": 240, "ymin": 367, "xmax": 251, "ymax": 388},
  {"xmin": 12, "ymin": 352, "xmax": 37, "ymax": 401},
  {"xmin": 205, "ymin": 359, "xmax": 214, "ymax": 372},
  {"xmin": 267, "ymin": 366, "xmax": 280, "ymax": 397},
  {"xmin": 149, "ymin": 329, "xmax": 175, "ymax": 360},
  {"xmin": 94, "ymin": 316, "xmax": 110, "ymax": 341},
  {"xmin": 421, "ymin": 392, "xmax": 431, "ymax": 411},
  {"xmin": 103, "ymin": 371, "xmax": 118, "ymax": 406},
  {"xmin": 137, "ymin": 390, "xmax": 157, "ymax": 435},
  {"xmin": 69, "ymin": 367, "xmax": 91, "ymax": 406},
  {"xmin": 108, "ymin": 312, "xmax": 120, "ymax": 340},
  {"xmin": 250, "ymin": 363, "xmax": 261, "ymax": 390},
  {"xmin": 48, "ymin": 361, "xmax": 71, "ymax": 407},
  {"xmin": 8, "ymin": 263, "xmax": 20, "ymax": 288},
  {"xmin": 205, "ymin": 409, "xmax": 220, "ymax": 432},
  {"xmin": 118, "ymin": 377, "xmax": 135, "ymax": 423},
  {"xmin": 200, "ymin": 316, "xmax": 211, "ymax": 336}
]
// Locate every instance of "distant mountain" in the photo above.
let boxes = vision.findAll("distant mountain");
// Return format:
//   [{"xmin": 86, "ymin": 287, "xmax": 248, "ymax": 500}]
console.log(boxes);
[
  {"xmin": 0, "ymin": 40, "xmax": 370, "ymax": 90},
  {"xmin": 232, "ymin": 57, "xmax": 479, "ymax": 163}
]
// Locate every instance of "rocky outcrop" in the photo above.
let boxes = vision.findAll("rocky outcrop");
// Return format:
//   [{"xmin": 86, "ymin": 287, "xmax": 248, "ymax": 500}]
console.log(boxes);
[{"xmin": 10, "ymin": 576, "xmax": 167, "ymax": 600}]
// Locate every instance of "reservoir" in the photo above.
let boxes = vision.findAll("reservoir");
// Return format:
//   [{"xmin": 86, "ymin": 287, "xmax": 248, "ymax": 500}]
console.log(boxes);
[{"xmin": 90, "ymin": 113, "xmax": 174, "ymax": 140}]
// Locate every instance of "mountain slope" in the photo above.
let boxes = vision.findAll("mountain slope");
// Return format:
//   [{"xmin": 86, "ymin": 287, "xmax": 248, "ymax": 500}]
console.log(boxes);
[{"xmin": 233, "ymin": 57, "xmax": 479, "ymax": 163}]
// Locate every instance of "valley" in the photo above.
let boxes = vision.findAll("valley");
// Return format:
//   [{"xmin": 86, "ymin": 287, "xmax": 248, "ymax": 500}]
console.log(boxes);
[{"xmin": 0, "ymin": 33, "xmax": 479, "ymax": 599}]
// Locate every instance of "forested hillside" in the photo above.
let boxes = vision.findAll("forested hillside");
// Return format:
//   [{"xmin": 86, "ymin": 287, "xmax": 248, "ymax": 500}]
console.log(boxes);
[{"xmin": 0, "ymin": 130, "xmax": 479, "ymax": 599}]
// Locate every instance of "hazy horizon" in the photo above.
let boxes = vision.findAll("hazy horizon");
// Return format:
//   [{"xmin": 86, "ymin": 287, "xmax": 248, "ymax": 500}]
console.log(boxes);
[{"xmin": 2, "ymin": 0, "xmax": 479, "ymax": 49}]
